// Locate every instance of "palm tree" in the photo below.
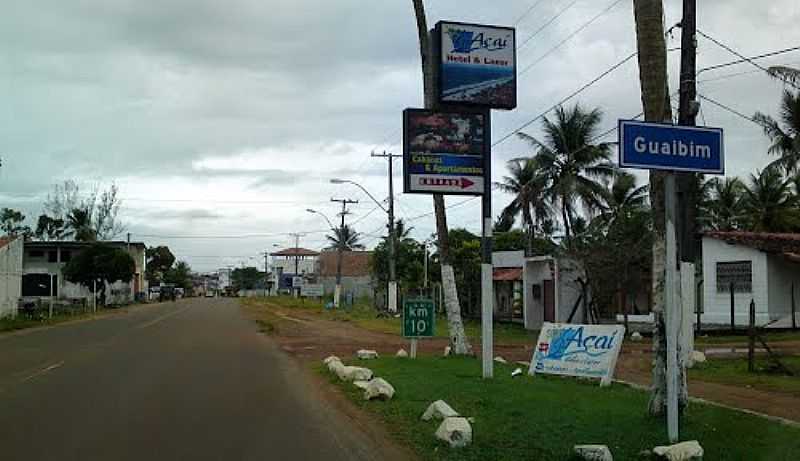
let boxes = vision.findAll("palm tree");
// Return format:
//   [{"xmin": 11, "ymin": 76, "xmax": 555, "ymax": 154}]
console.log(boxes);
[
  {"xmin": 326, "ymin": 225, "xmax": 364, "ymax": 251},
  {"xmin": 741, "ymin": 168, "xmax": 800, "ymax": 232},
  {"xmin": 699, "ymin": 177, "xmax": 746, "ymax": 231},
  {"xmin": 518, "ymin": 104, "xmax": 615, "ymax": 242},
  {"xmin": 411, "ymin": 0, "xmax": 470, "ymax": 355},
  {"xmin": 595, "ymin": 171, "xmax": 649, "ymax": 227},
  {"xmin": 495, "ymin": 157, "xmax": 552, "ymax": 254},
  {"xmin": 753, "ymin": 90, "xmax": 800, "ymax": 173},
  {"xmin": 67, "ymin": 208, "xmax": 96, "ymax": 242},
  {"xmin": 767, "ymin": 66, "xmax": 800, "ymax": 86}
]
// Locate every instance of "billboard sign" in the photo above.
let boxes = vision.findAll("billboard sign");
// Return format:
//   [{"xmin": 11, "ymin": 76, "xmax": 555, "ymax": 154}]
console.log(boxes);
[
  {"xmin": 437, "ymin": 21, "xmax": 516, "ymax": 109},
  {"xmin": 291, "ymin": 276, "xmax": 304, "ymax": 288},
  {"xmin": 300, "ymin": 283, "xmax": 324, "ymax": 297},
  {"xmin": 403, "ymin": 108, "xmax": 488, "ymax": 195},
  {"xmin": 619, "ymin": 120, "xmax": 724, "ymax": 174},
  {"xmin": 529, "ymin": 323, "xmax": 625, "ymax": 386},
  {"xmin": 403, "ymin": 298, "xmax": 435, "ymax": 338}
]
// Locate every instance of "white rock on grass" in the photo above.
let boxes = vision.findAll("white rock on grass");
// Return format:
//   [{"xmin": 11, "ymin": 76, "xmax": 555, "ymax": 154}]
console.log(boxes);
[
  {"xmin": 631, "ymin": 332, "xmax": 643, "ymax": 341},
  {"xmin": 653, "ymin": 440, "xmax": 704, "ymax": 461},
  {"xmin": 443, "ymin": 346, "xmax": 452, "ymax": 357},
  {"xmin": 574, "ymin": 444, "xmax": 613, "ymax": 461},
  {"xmin": 494, "ymin": 356, "xmax": 508, "ymax": 364},
  {"xmin": 336, "ymin": 366, "xmax": 373, "ymax": 382},
  {"xmin": 328, "ymin": 360, "xmax": 346, "ymax": 375},
  {"xmin": 396, "ymin": 349, "xmax": 408, "ymax": 358},
  {"xmin": 435, "ymin": 417, "xmax": 472, "ymax": 448},
  {"xmin": 353, "ymin": 380, "xmax": 370, "ymax": 390},
  {"xmin": 356, "ymin": 349, "xmax": 379, "ymax": 360},
  {"xmin": 421, "ymin": 400, "xmax": 459, "ymax": 421},
  {"xmin": 323, "ymin": 355, "xmax": 341, "ymax": 366},
  {"xmin": 511, "ymin": 367, "xmax": 523, "ymax": 377},
  {"xmin": 690, "ymin": 351, "xmax": 706, "ymax": 365},
  {"xmin": 364, "ymin": 378, "xmax": 395, "ymax": 400}
]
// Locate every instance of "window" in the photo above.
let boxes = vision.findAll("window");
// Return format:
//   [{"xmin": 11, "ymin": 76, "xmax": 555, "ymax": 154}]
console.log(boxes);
[
  {"xmin": 28, "ymin": 250, "xmax": 44, "ymax": 258},
  {"xmin": 61, "ymin": 251, "xmax": 72, "ymax": 262},
  {"xmin": 22, "ymin": 274, "xmax": 58, "ymax": 297},
  {"xmin": 48, "ymin": 251, "xmax": 58, "ymax": 263},
  {"xmin": 716, "ymin": 261, "xmax": 752, "ymax": 293}
]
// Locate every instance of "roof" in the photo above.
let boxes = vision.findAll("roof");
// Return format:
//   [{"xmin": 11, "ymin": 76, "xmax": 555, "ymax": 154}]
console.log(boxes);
[
  {"xmin": 493, "ymin": 267, "xmax": 523, "ymax": 281},
  {"xmin": 23, "ymin": 240, "xmax": 147, "ymax": 249},
  {"xmin": 705, "ymin": 231, "xmax": 800, "ymax": 254},
  {"xmin": 271, "ymin": 247, "xmax": 320, "ymax": 257},
  {"xmin": 319, "ymin": 251, "xmax": 373, "ymax": 277}
]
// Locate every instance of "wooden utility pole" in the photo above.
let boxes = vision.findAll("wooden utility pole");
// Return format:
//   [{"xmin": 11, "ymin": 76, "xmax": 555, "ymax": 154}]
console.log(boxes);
[
  {"xmin": 677, "ymin": 0, "xmax": 699, "ymax": 265},
  {"xmin": 330, "ymin": 198, "xmax": 358, "ymax": 307}
]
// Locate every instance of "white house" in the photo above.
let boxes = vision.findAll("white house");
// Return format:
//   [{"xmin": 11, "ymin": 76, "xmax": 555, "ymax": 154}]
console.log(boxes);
[
  {"xmin": 493, "ymin": 251, "xmax": 586, "ymax": 330},
  {"xmin": 0, "ymin": 237, "xmax": 24, "ymax": 318},
  {"xmin": 702, "ymin": 232, "xmax": 800, "ymax": 327},
  {"xmin": 269, "ymin": 247, "xmax": 320, "ymax": 293}
]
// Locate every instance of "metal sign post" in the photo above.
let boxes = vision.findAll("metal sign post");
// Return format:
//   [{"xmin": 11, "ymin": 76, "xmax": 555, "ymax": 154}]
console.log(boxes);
[{"xmin": 619, "ymin": 119, "xmax": 725, "ymax": 443}]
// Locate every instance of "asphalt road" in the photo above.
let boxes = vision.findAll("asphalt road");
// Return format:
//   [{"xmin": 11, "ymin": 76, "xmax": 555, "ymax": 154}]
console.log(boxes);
[{"xmin": 0, "ymin": 298, "xmax": 389, "ymax": 461}]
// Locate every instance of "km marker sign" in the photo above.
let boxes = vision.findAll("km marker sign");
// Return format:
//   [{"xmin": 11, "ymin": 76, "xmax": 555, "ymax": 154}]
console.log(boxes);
[{"xmin": 618, "ymin": 120, "xmax": 724, "ymax": 174}]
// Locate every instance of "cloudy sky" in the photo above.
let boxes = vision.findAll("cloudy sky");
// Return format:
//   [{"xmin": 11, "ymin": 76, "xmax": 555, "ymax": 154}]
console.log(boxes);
[{"xmin": 1, "ymin": 0, "xmax": 799, "ymax": 271}]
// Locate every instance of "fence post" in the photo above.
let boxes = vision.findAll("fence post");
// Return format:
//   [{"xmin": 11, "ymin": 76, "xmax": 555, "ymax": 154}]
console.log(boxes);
[
  {"xmin": 730, "ymin": 282, "xmax": 735, "ymax": 332},
  {"xmin": 792, "ymin": 282, "xmax": 797, "ymax": 331},
  {"xmin": 748, "ymin": 299, "xmax": 755, "ymax": 373}
]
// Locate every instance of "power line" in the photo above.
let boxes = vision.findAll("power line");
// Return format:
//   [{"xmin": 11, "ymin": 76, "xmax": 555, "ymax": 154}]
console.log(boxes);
[
  {"xmin": 519, "ymin": 0, "xmax": 625, "ymax": 77},
  {"xmin": 132, "ymin": 228, "xmax": 330, "ymax": 240},
  {"xmin": 517, "ymin": 0, "xmax": 580, "ymax": 52},
  {"xmin": 696, "ymin": 45, "xmax": 800, "ymax": 75},
  {"xmin": 493, "ymin": 51, "xmax": 639, "ymax": 147},
  {"xmin": 696, "ymin": 31, "xmax": 800, "ymax": 90},
  {"xmin": 696, "ymin": 94, "xmax": 764, "ymax": 128},
  {"xmin": 513, "ymin": 0, "xmax": 549, "ymax": 26}
]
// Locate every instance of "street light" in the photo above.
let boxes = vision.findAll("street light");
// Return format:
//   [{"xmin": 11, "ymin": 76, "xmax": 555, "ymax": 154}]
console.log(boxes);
[
  {"xmin": 329, "ymin": 177, "xmax": 397, "ymax": 313},
  {"xmin": 306, "ymin": 208, "xmax": 336, "ymax": 230}
]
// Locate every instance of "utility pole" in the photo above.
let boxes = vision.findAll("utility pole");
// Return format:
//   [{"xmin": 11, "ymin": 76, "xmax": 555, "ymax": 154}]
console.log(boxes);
[
  {"xmin": 677, "ymin": 0, "xmax": 698, "ymax": 265},
  {"xmin": 330, "ymin": 198, "xmax": 358, "ymax": 307},
  {"xmin": 371, "ymin": 151, "xmax": 401, "ymax": 313},
  {"xmin": 261, "ymin": 251, "xmax": 269, "ymax": 296}
]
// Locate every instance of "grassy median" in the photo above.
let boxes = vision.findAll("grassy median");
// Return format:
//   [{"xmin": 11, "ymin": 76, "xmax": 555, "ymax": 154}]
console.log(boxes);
[{"xmin": 321, "ymin": 356, "xmax": 800, "ymax": 460}]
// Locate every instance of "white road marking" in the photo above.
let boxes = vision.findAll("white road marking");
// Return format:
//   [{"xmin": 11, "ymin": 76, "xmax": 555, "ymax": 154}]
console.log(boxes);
[
  {"xmin": 136, "ymin": 305, "xmax": 191, "ymax": 329},
  {"xmin": 21, "ymin": 361, "xmax": 64, "ymax": 383}
]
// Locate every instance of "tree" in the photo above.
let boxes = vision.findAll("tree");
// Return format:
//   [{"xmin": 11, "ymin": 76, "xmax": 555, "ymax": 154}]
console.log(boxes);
[
  {"xmin": 67, "ymin": 208, "xmax": 97, "ymax": 242},
  {"xmin": 411, "ymin": 0, "xmax": 471, "ymax": 355},
  {"xmin": 741, "ymin": 168, "xmax": 800, "ymax": 232},
  {"xmin": 44, "ymin": 180, "xmax": 125, "ymax": 240},
  {"xmin": 495, "ymin": 157, "xmax": 552, "ymax": 254},
  {"xmin": 62, "ymin": 243, "xmax": 135, "ymax": 306},
  {"xmin": 518, "ymin": 104, "xmax": 615, "ymax": 242},
  {"xmin": 595, "ymin": 172, "xmax": 649, "ymax": 227},
  {"xmin": 753, "ymin": 89, "xmax": 800, "ymax": 173},
  {"xmin": 372, "ymin": 231, "xmax": 425, "ymax": 293},
  {"xmin": 0, "ymin": 208, "xmax": 31, "ymax": 237},
  {"xmin": 164, "ymin": 261, "xmax": 193, "ymax": 290},
  {"xmin": 633, "ymin": 0, "xmax": 679, "ymax": 416},
  {"xmin": 231, "ymin": 267, "xmax": 263, "ymax": 291},
  {"xmin": 34, "ymin": 214, "xmax": 67, "ymax": 241},
  {"xmin": 699, "ymin": 177, "xmax": 746, "ymax": 231},
  {"xmin": 326, "ymin": 225, "xmax": 364, "ymax": 251},
  {"xmin": 767, "ymin": 66, "xmax": 800, "ymax": 86},
  {"xmin": 146, "ymin": 246, "xmax": 176, "ymax": 284}
]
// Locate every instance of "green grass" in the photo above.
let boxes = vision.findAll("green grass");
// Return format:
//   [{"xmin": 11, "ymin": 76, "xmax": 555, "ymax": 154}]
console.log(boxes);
[
  {"xmin": 690, "ymin": 356, "xmax": 800, "ymax": 396},
  {"xmin": 0, "ymin": 310, "xmax": 95, "ymax": 333},
  {"xmin": 320, "ymin": 356, "xmax": 800, "ymax": 460},
  {"xmin": 245, "ymin": 296, "xmax": 539, "ymax": 344}
]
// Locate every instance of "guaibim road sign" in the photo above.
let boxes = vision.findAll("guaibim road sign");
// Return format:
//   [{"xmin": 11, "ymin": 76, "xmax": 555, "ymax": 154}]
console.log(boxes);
[{"xmin": 618, "ymin": 120, "xmax": 724, "ymax": 174}]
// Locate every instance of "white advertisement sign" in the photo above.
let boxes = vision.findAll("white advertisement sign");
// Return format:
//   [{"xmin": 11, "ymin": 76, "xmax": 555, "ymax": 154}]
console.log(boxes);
[
  {"xmin": 300, "ymin": 283, "xmax": 323, "ymax": 297},
  {"xmin": 529, "ymin": 323, "xmax": 625, "ymax": 386}
]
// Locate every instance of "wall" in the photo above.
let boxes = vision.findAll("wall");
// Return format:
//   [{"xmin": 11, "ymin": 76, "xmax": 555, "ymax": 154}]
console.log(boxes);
[
  {"xmin": 271, "ymin": 257, "xmax": 317, "ymax": 276},
  {"xmin": 320, "ymin": 275, "xmax": 373, "ymax": 300},
  {"xmin": 767, "ymin": 255, "xmax": 800, "ymax": 321},
  {"xmin": 701, "ymin": 237, "xmax": 769, "ymax": 326},
  {"xmin": 0, "ymin": 239, "xmax": 24, "ymax": 318},
  {"xmin": 492, "ymin": 251, "xmax": 525, "ymax": 268},
  {"xmin": 557, "ymin": 258, "xmax": 585, "ymax": 324},
  {"xmin": 523, "ymin": 259, "xmax": 552, "ymax": 330}
]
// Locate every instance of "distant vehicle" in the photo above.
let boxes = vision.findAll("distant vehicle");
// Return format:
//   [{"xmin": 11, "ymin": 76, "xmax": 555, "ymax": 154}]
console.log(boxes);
[{"xmin": 205, "ymin": 290, "xmax": 215, "ymax": 298}]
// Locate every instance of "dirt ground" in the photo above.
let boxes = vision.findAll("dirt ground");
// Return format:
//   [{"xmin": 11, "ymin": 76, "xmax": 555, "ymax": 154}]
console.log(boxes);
[{"xmin": 242, "ymin": 299, "xmax": 800, "ymax": 424}]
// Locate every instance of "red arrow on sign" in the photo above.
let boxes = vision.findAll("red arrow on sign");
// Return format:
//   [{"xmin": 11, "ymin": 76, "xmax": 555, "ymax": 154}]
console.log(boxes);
[
  {"xmin": 418, "ymin": 177, "xmax": 479, "ymax": 189},
  {"xmin": 459, "ymin": 178, "xmax": 474, "ymax": 189}
]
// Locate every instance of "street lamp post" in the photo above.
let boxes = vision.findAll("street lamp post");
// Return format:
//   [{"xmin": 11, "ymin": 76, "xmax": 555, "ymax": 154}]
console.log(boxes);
[
  {"xmin": 330, "ymin": 178, "xmax": 397, "ymax": 313},
  {"xmin": 307, "ymin": 208, "xmax": 342, "ymax": 306}
]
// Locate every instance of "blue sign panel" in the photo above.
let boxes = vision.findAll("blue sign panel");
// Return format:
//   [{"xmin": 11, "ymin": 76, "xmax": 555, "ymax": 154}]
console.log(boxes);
[{"xmin": 618, "ymin": 120, "xmax": 724, "ymax": 174}]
